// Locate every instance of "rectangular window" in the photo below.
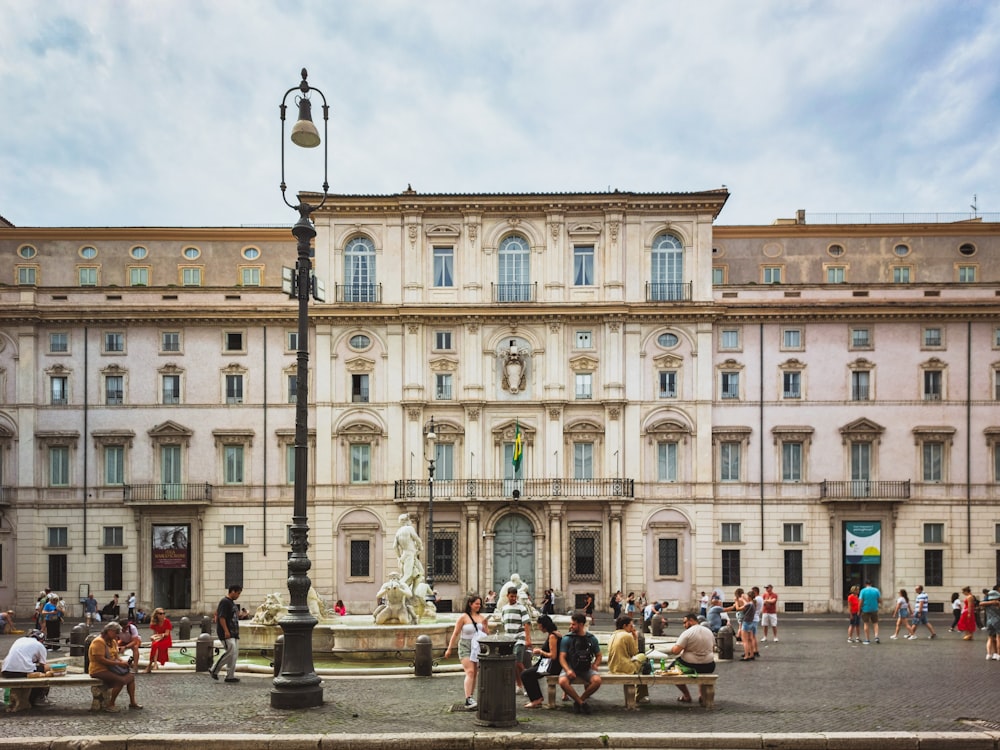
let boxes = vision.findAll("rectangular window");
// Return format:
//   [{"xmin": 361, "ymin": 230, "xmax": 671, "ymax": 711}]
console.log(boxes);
[
  {"xmin": 851, "ymin": 370, "xmax": 870, "ymax": 401},
  {"xmin": 994, "ymin": 371, "xmax": 1000, "ymax": 401},
  {"xmin": 287, "ymin": 374, "xmax": 297, "ymax": 404},
  {"xmin": 350, "ymin": 443, "xmax": 371, "ymax": 483},
  {"xmin": 161, "ymin": 332, "xmax": 181, "ymax": 352},
  {"xmin": 570, "ymin": 531, "xmax": 599, "ymax": 580},
  {"xmin": 435, "ymin": 373, "xmax": 453, "ymax": 400},
  {"xmin": 576, "ymin": 331, "xmax": 592, "ymax": 348},
  {"xmin": 893, "ymin": 267, "xmax": 911, "ymax": 283},
  {"xmin": 49, "ymin": 447, "xmax": 70, "ymax": 487},
  {"xmin": 922, "ymin": 442, "xmax": 943, "ymax": 482},
  {"xmin": 351, "ymin": 374, "xmax": 370, "ymax": 403},
  {"xmin": 162, "ymin": 374, "xmax": 180, "ymax": 404},
  {"xmin": 224, "ymin": 524, "xmax": 245, "ymax": 546},
  {"xmin": 783, "ymin": 523, "xmax": 803, "ymax": 543},
  {"xmin": 105, "ymin": 375, "xmax": 124, "ymax": 405},
  {"xmin": 287, "ymin": 331, "xmax": 299, "ymax": 351},
  {"xmin": 104, "ymin": 332, "xmax": 124, "ymax": 353},
  {"xmin": 657, "ymin": 441, "xmax": 677, "ymax": 482},
  {"xmin": 851, "ymin": 441, "xmax": 871, "ymax": 482},
  {"xmin": 851, "ymin": 327, "xmax": 871, "ymax": 349},
  {"xmin": 285, "ymin": 444, "xmax": 296, "ymax": 485},
  {"xmin": 434, "ymin": 331, "xmax": 452, "ymax": 350},
  {"xmin": 241, "ymin": 267, "xmax": 261, "ymax": 286},
  {"xmin": 658, "ymin": 370, "xmax": 677, "ymax": 398},
  {"xmin": 763, "ymin": 266, "xmax": 782, "ymax": 284},
  {"xmin": 712, "ymin": 267, "xmax": 725, "ymax": 285},
  {"xmin": 720, "ymin": 329, "xmax": 740, "ymax": 350},
  {"xmin": 782, "ymin": 442, "xmax": 803, "ymax": 482},
  {"xmin": 657, "ymin": 538, "xmax": 679, "ymax": 576},
  {"xmin": 48, "ymin": 555, "xmax": 68, "ymax": 591},
  {"xmin": 79, "ymin": 267, "xmax": 98, "ymax": 286},
  {"xmin": 923, "ymin": 327, "xmax": 942, "ymax": 348},
  {"xmin": 18, "ymin": 267, "xmax": 37, "ymax": 285},
  {"xmin": 225, "ymin": 374, "xmax": 244, "ymax": 404},
  {"xmin": 350, "ymin": 539, "xmax": 371, "ymax": 577},
  {"xmin": 182, "ymin": 267, "xmax": 202, "ymax": 286},
  {"xmin": 924, "ymin": 549, "xmax": 943, "ymax": 587},
  {"xmin": 782, "ymin": 328, "xmax": 802, "ymax": 349},
  {"xmin": 719, "ymin": 442, "xmax": 740, "ymax": 481},
  {"xmin": 104, "ymin": 445, "xmax": 124, "ymax": 485},
  {"xmin": 996, "ymin": 444, "xmax": 1000, "ymax": 483},
  {"xmin": 827, "ymin": 266, "xmax": 846, "ymax": 283},
  {"xmin": 923, "ymin": 370, "xmax": 942, "ymax": 400},
  {"xmin": 103, "ymin": 526, "xmax": 124, "ymax": 547},
  {"xmin": 224, "ymin": 552, "xmax": 244, "ymax": 588},
  {"xmin": 784, "ymin": 549, "xmax": 803, "ymax": 587},
  {"xmin": 104, "ymin": 553, "xmax": 123, "ymax": 590},
  {"xmin": 573, "ymin": 442, "xmax": 594, "ymax": 480},
  {"xmin": 51, "ymin": 376, "xmax": 68, "ymax": 405},
  {"xmin": 49, "ymin": 333, "xmax": 68, "ymax": 353},
  {"xmin": 721, "ymin": 522, "xmax": 741, "ymax": 543},
  {"xmin": 575, "ymin": 373, "xmax": 593, "ymax": 399},
  {"xmin": 573, "ymin": 245, "xmax": 594, "ymax": 286},
  {"xmin": 721, "ymin": 549, "xmax": 740, "ymax": 587},
  {"xmin": 430, "ymin": 533, "xmax": 457, "ymax": 582},
  {"xmin": 223, "ymin": 445, "xmax": 245, "ymax": 484},
  {"xmin": 958, "ymin": 265, "xmax": 977, "ymax": 283},
  {"xmin": 783, "ymin": 371, "xmax": 801, "ymax": 399},
  {"xmin": 47, "ymin": 527, "xmax": 69, "ymax": 547},
  {"xmin": 129, "ymin": 267, "xmax": 149, "ymax": 286},
  {"xmin": 720, "ymin": 372, "xmax": 739, "ymax": 400},
  {"xmin": 224, "ymin": 332, "xmax": 245, "ymax": 352},
  {"xmin": 433, "ymin": 246, "xmax": 454, "ymax": 288},
  {"xmin": 435, "ymin": 442, "xmax": 455, "ymax": 481},
  {"xmin": 923, "ymin": 522, "xmax": 944, "ymax": 544}
]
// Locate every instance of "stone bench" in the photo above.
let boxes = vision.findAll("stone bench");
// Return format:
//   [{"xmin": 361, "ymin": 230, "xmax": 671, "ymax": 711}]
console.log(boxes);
[
  {"xmin": 2, "ymin": 674, "xmax": 105, "ymax": 712},
  {"xmin": 546, "ymin": 671, "xmax": 718, "ymax": 710}
]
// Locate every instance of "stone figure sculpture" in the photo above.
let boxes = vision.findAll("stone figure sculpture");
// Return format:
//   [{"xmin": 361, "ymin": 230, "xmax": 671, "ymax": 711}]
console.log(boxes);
[
  {"xmin": 372, "ymin": 573, "xmax": 417, "ymax": 625},
  {"xmin": 502, "ymin": 341, "xmax": 527, "ymax": 394},
  {"xmin": 394, "ymin": 513, "xmax": 425, "ymax": 593},
  {"xmin": 251, "ymin": 592, "xmax": 288, "ymax": 625},
  {"xmin": 497, "ymin": 573, "xmax": 538, "ymax": 618}
]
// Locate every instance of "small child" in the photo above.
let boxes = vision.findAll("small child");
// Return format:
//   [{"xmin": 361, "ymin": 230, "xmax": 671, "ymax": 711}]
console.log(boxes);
[{"xmin": 948, "ymin": 592, "xmax": 961, "ymax": 631}]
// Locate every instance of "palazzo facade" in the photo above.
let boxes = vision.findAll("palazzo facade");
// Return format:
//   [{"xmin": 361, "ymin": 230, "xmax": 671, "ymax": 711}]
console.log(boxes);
[{"xmin": 0, "ymin": 193, "xmax": 998, "ymax": 616}]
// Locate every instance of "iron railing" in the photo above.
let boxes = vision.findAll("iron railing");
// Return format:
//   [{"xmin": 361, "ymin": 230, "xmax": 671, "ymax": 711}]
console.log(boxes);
[
  {"xmin": 394, "ymin": 477, "xmax": 634, "ymax": 500},
  {"xmin": 820, "ymin": 480, "xmax": 910, "ymax": 499},
  {"xmin": 492, "ymin": 282, "xmax": 537, "ymax": 303},
  {"xmin": 334, "ymin": 283, "xmax": 382, "ymax": 303},
  {"xmin": 123, "ymin": 483, "xmax": 213, "ymax": 503},
  {"xmin": 645, "ymin": 282, "xmax": 692, "ymax": 302}
]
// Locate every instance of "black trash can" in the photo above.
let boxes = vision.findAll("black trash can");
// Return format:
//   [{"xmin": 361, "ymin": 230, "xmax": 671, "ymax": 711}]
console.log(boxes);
[
  {"xmin": 716, "ymin": 626, "xmax": 734, "ymax": 660},
  {"xmin": 474, "ymin": 635, "xmax": 518, "ymax": 728}
]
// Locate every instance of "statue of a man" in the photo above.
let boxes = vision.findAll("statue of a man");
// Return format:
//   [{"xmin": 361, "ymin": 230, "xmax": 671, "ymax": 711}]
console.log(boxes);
[
  {"xmin": 394, "ymin": 513, "xmax": 424, "ymax": 592},
  {"xmin": 372, "ymin": 572, "xmax": 417, "ymax": 625}
]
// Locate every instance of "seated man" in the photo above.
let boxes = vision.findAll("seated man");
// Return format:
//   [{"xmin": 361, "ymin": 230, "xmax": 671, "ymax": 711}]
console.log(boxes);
[
  {"xmin": 607, "ymin": 614, "xmax": 649, "ymax": 705},
  {"xmin": 669, "ymin": 612, "xmax": 716, "ymax": 705},
  {"xmin": 1, "ymin": 630, "xmax": 51, "ymax": 709},
  {"xmin": 117, "ymin": 619, "xmax": 141, "ymax": 671},
  {"xmin": 0, "ymin": 610, "xmax": 16, "ymax": 635},
  {"xmin": 558, "ymin": 611, "xmax": 602, "ymax": 714}
]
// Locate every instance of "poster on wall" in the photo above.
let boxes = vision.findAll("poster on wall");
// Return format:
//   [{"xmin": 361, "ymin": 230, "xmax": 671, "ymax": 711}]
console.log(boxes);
[
  {"xmin": 152, "ymin": 524, "xmax": 190, "ymax": 569},
  {"xmin": 845, "ymin": 521, "xmax": 881, "ymax": 564}
]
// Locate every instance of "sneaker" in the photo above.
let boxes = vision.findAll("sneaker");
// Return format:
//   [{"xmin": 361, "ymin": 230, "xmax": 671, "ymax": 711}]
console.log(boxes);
[
  {"xmin": 760, "ymin": 637, "xmax": 767, "ymax": 642},
  {"xmin": 874, "ymin": 637, "xmax": 880, "ymax": 644},
  {"xmin": 890, "ymin": 635, "xmax": 898, "ymax": 639},
  {"xmin": 515, "ymin": 686, "xmax": 524, "ymax": 695},
  {"xmin": 992, "ymin": 654, "xmax": 999, "ymax": 661},
  {"xmin": 464, "ymin": 696, "xmax": 477, "ymax": 709},
  {"xmin": 209, "ymin": 670, "xmax": 219, "ymax": 681},
  {"xmin": 224, "ymin": 677, "xmax": 240, "ymax": 683},
  {"xmin": 580, "ymin": 701, "xmax": 592, "ymax": 715},
  {"xmin": 862, "ymin": 640, "xmax": 870, "ymax": 645},
  {"xmin": 987, "ymin": 655, "xmax": 993, "ymax": 660},
  {"xmin": 929, "ymin": 634, "xmax": 936, "ymax": 639},
  {"xmin": 773, "ymin": 638, "xmax": 779, "ymax": 642},
  {"xmin": 573, "ymin": 701, "xmax": 582, "ymax": 714}
]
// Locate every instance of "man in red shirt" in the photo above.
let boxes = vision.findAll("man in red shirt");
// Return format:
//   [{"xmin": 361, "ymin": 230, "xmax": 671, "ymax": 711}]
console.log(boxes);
[{"xmin": 760, "ymin": 584, "xmax": 779, "ymax": 642}]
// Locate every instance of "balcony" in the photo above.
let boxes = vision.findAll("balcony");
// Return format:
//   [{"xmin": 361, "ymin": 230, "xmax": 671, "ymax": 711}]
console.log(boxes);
[
  {"xmin": 645, "ymin": 282, "xmax": 692, "ymax": 302},
  {"xmin": 335, "ymin": 283, "xmax": 382, "ymax": 303},
  {"xmin": 492, "ymin": 282, "xmax": 537, "ymax": 303},
  {"xmin": 123, "ymin": 483, "xmax": 213, "ymax": 505},
  {"xmin": 820, "ymin": 480, "xmax": 910, "ymax": 501},
  {"xmin": 394, "ymin": 477, "xmax": 634, "ymax": 501}
]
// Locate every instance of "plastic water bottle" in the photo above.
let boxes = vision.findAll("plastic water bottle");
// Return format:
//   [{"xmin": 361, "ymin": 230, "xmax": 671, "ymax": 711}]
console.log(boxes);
[{"xmin": 659, "ymin": 658, "xmax": 666, "ymax": 672}]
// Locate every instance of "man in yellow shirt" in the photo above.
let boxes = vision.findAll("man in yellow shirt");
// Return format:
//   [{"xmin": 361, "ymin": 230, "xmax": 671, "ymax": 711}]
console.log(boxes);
[{"xmin": 606, "ymin": 615, "xmax": 649, "ymax": 705}]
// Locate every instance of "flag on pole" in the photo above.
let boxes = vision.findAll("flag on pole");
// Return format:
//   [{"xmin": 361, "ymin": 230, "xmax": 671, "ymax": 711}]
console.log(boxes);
[{"xmin": 512, "ymin": 420, "xmax": 523, "ymax": 473}]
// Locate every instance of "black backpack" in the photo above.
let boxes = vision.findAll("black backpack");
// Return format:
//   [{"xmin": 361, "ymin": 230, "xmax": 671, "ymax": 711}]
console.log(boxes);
[{"xmin": 564, "ymin": 634, "xmax": 594, "ymax": 673}]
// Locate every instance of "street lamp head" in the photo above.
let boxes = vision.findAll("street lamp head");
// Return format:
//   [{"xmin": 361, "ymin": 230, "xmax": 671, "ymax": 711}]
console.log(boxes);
[
  {"xmin": 426, "ymin": 416, "xmax": 437, "ymax": 443},
  {"xmin": 290, "ymin": 96, "xmax": 321, "ymax": 149}
]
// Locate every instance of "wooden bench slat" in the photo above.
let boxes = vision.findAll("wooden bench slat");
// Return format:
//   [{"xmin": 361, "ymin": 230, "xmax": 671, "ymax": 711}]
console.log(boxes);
[{"xmin": 545, "ymin": 672, "xmax": 717, "ymax": 710}]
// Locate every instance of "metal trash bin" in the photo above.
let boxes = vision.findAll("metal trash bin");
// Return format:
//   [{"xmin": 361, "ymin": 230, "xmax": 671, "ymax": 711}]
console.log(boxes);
[
  {"xmin": 474, "ymin": 634, "xmax": 518, "ymax": 727},
  {"xmin": 69, "ymin": 623, "xmax": 88, "ymax": 657},
  {"xmin": 716, "ymin": 626, "xmax": 734, "ymax": 660}
]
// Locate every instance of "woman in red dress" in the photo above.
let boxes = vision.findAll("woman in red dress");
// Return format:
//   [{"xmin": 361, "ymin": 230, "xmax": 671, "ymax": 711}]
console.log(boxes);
[
  {"xmin": 957, "ymin": 586, "xmax": 978, "ymax": 641},
  {"xmin": 144, "ymin": 608, "xmax": 172, "ymax": 672}
]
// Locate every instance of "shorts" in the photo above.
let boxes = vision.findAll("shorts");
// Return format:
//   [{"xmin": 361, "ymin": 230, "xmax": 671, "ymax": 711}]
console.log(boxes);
[
  {"xmin": 513, "ymin": 642, "xmax": 527, "ymax": 665},
  {"xmin": 458, "ymin": 638, "xmax": 472, "ymax": 661},
  {"xmin": 675, "ymin": 656, "xmax": 715, "ymax": 674},
  {"xmin": 861, "ymin": 611, "xmax": 878, "ymax": 624},
  {"xmin": 741, "ymin": 621, "xmax": 756, "ymax": 634},
  {"xmin": 911, "ymin": 612, "xmax": 928, "ymax": 625},
  {"xmin": 985, "ymin": 622, "xmax": 999, "ymax": 637},
  {"xmin": 849, "ymin": 613, "xmax": 861, "ymax": 626},
  {"xmin": 761, "ymin": 613, "xmax": 778, "ymax": 627}
]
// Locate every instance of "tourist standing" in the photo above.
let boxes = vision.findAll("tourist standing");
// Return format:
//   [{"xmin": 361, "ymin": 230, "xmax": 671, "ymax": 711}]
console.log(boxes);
[
  {"xmin": 610, "ymin": 590, "xmax": 623, "ymax": 619},
  {"xmin": 979, "ymin": 584, "xmax": 1000, "ymax": 660},
  {"xmin": 948, "ymin": 592, "xmax": 961, "ymax": 631},
  {"xmin": 444, "ymin": 594, "xmax": 489, "ymax": 709},
  {"xmin": 84, "ymin": 594, "xmax": 100, "ymax": 627},
  {"xmin": 699, "ymin": 591, "xmax": 709, "ymax": 618},
  {"xmin": 859, "ymin": 581, "xmax": 881, "ymax": 644},
  {"xmin": 760, "ymin": 585, "xmax": 779, "ymax": 642},
  {"xmin": 909, "ymin": 585, "xmax": 937, "ymax": 639},
  {"xmin": 847, "ymin": 585, "xmax": 861, "ymax": 643},
  {"xmin": 127, "ymin": 593, "xmax": 137, "ymax": 622},
  {"xmin": 210, "ymin": 584, "xmax": 242, "ymax": 682},
  {"xmin": 890, "ymin": 589, "xmax": 911, "ymax": 639},
  {"xmin": 500, "ymin": 587, "xmax": 533, "ymax": 694},
  {"xmin": 957, "ymin": 586, "xmax": 977, "ymax": 640}
]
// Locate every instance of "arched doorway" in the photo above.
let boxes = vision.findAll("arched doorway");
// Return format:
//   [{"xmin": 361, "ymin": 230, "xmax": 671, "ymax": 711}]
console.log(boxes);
[{"xmin": 492, "ymin": 513, "xmax": 535, "ymax": 593}]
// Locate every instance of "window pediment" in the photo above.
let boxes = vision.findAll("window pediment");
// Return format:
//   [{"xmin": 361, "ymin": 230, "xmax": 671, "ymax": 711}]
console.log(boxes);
[
  {"xmin": 492, "ymin": 420, "xmax": 535, "ymax": 447},
  {"xmin": 920, "ymin": 357, "xmax": 947, "ymax": 370},
  {"xmin": 425, "ymin": 224, "xmax": 461, "ymax": 240},
  {"xmin": 569, "ymin": 354, "xmax": 599, "ymax": 372},
  {"xmin": 849, "ymin": 358, "xmax": 875, "ymax": 370},
  {"xmin": 100, "ymin": 363, "xmax": 127, "ymax": 375},
  {"xmin": 36, "ymin": 430, "xmax": 80, "ymax": 448},
  {"xmin": 149, "ymin": 420, "xmax": 193, "ymax": 446},
  {"xmin": 213, "ymin": 429, "xmax": 255, "ymax": 447},
  {"xmin": 92, "ymin": 430, "xmax": 135, "ymax": 448},
  {"xmin": 840, "ymin": 418, "xmax": 884, "ymax": 444},
  {"xmin": 429, "ymin": 357, "xmax": 458, "ymax": 373},
  {"xmin": 337, "ymin": 422, "xmax": 384, "ymax": 444},
  {"xmin": 564, "ymin": 420, "xmax": 605, "ymax": 444},
  {"xmin": 652, "ymin": 353, "xmax": 683, "ymax": 369},
  {"xmin": 712, "ymin": 426, "xmax": 752, "ymax": 443},
  {"xmin": 912, "ymin": 425, "xmax": 955, "ymax": 445},
  {"xmin": 567, "ymin": 223, "xmax": 601, "ymax": 239},
  {"xmin": 45, "ymin": 364, "xmax": 71, "ymax": 376},
  {"xmin": 158, "ymin": 363, "xmax": 183, "ymax": 375},
  {"xmin": 345, "ymin": 356, "xmax": 375, "ymax": 373},
  {"xmin": 645, "ymin": 420, "xmax": 691, "ymax": 444},
  {"xmin": 771, "ymin": 425, "xmax": 814, "ymax": 444},
  {"xmin": 780, "ymin": 359, "xmax": 806, "ymax": 371},
  {"xmin": 221, "ymin": 363, "xmax": 247, "ymax": 375},
  {"xmin": 717, "ymin": 358, "xmax": 744, "ymax": 371}
]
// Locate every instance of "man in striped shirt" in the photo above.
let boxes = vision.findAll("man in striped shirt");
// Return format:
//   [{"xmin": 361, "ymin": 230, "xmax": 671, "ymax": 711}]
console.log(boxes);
[{"xmin": 501, "ymin": 588, "xmax": 533, "ymax": 694}]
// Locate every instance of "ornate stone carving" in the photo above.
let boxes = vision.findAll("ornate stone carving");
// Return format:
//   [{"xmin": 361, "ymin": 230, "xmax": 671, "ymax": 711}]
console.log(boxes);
[{"xmin": 501, "ymin": 341, "xmax": 528, "ymax": 394}]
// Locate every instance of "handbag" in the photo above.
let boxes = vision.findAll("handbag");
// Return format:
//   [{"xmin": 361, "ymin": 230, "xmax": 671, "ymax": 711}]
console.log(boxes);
[
  {"xmin": 108, "ymin": 663, "xmax": 130, "ymax": 675},
  {"xmin": 535, "ymin": 657, "xmax": 551, "ymax": 674}
]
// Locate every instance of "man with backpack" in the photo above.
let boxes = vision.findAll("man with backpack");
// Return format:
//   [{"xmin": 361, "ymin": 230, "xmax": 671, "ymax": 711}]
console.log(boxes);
[{"xmin": 558, "ymin": 611, "xmax": 602, "ymax": 713}]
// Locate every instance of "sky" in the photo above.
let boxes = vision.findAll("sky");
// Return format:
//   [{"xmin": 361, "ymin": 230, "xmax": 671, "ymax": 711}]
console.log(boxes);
[{"xmin": 1, "ymin": 0, "xmax": 998, "ymax": 228}]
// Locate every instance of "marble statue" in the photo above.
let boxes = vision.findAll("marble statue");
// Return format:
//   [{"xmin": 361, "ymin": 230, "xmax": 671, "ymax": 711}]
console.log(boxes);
[
  {"xmin": 502, "ymin": 341, "xmax": 527, "ymax": 394},
  {"xmin": 372, "ymin": 572, "xmax": 417, "ymax": 625},
  {"xmin": 394, "ymin": 513, "xmax": 425, "ymax": 593},
  {"xmin": 307, "ymin": 586, "xmax": 337, "ymax": 623},
  {"xmin": 497, "ymin": 573, "xmax": 539, "ymax": 618},
  {"xmin": 251, "ymin": 592, "xmax": 288, "ymax": 625},
  {"xmin": 412, "ymin": 581, "xmax": 437, "ymax": 621}
]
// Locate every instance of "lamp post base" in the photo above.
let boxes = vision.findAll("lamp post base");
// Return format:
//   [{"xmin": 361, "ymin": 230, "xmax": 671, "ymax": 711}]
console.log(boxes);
[
  {"xmin": 270, "ymin": 611, "xmax": 324, "ymax": 709},
  {"xmin": 270, "ymin": 680, "xmax": 324, "ymax": 709}
]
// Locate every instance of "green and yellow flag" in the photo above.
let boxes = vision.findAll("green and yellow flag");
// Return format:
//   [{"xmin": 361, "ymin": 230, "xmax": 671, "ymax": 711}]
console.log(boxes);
[{"xmin": 512, "ymin": 420, "xmax": 523, "ymax": 473}]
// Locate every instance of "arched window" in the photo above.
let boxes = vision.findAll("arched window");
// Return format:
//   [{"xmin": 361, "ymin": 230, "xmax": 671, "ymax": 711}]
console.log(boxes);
[
  {"xmin": 650, "ymin": 233, "xmax": 684, "ymax": 300},
  {"xmin": 497, "ymin": 234, "xmax": 531, "ymax": 302},
  {"xmin": 344, "ymin": 237, "xmax": 377, "ymax": 302}
]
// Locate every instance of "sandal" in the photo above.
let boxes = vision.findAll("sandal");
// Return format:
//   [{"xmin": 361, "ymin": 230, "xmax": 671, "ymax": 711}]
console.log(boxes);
[
  {"xmin": 129, "ymin": 703, "xmax": 143, "ymax": 710},
  {"xmin": 104, "ymin": 705, "xmax": 122, "ymax": 713},
  {"xmin": 523, "ymin": 700, "xmax": 543, "ymax": 709},
  {"xmin": 676, "ymin": 696, "xmax": 692, "ymax": 703}
]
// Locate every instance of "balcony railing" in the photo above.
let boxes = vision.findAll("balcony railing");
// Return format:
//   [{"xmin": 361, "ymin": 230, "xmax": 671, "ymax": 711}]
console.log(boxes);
[
  {"xmin": 820, "ymin": 480, "xmax": 910, "ymax": 500},
  {"xmin": 335, "ymin": 283, "xmax": 382, "ymax": 303},
  {"xmin": 123, "ymin": 483, "xmax": 213, "ymax": 503},
  {"xmin": 492, "ymin": 282, "xmax": 537, "ymax": 303},
  {"xmin": 645, "ymin": 282, "xmax": 692, "ymax": 302},
  {"xmin": 394, "ymin": 477, "xmax": 634, "ymax": 500}
]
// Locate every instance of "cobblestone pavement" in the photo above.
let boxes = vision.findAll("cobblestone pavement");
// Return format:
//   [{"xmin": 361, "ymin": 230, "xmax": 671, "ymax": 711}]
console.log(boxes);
[{"xmin": 0, "ymin": 614, "xmax": 997, "ymax": 740}]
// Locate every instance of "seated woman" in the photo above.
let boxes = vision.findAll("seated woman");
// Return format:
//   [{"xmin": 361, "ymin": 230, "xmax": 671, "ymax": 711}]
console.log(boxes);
[
  {"xmin": 334, "ymin": 600, "xmax": 346, "ymax": 617},
  {"xmin": 144, "ymin": 608, "xmax": 173, "ymax": 673},
  {"xmin": 88, "ymin": 621, "xmax": 141, "ymax": 712}
]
